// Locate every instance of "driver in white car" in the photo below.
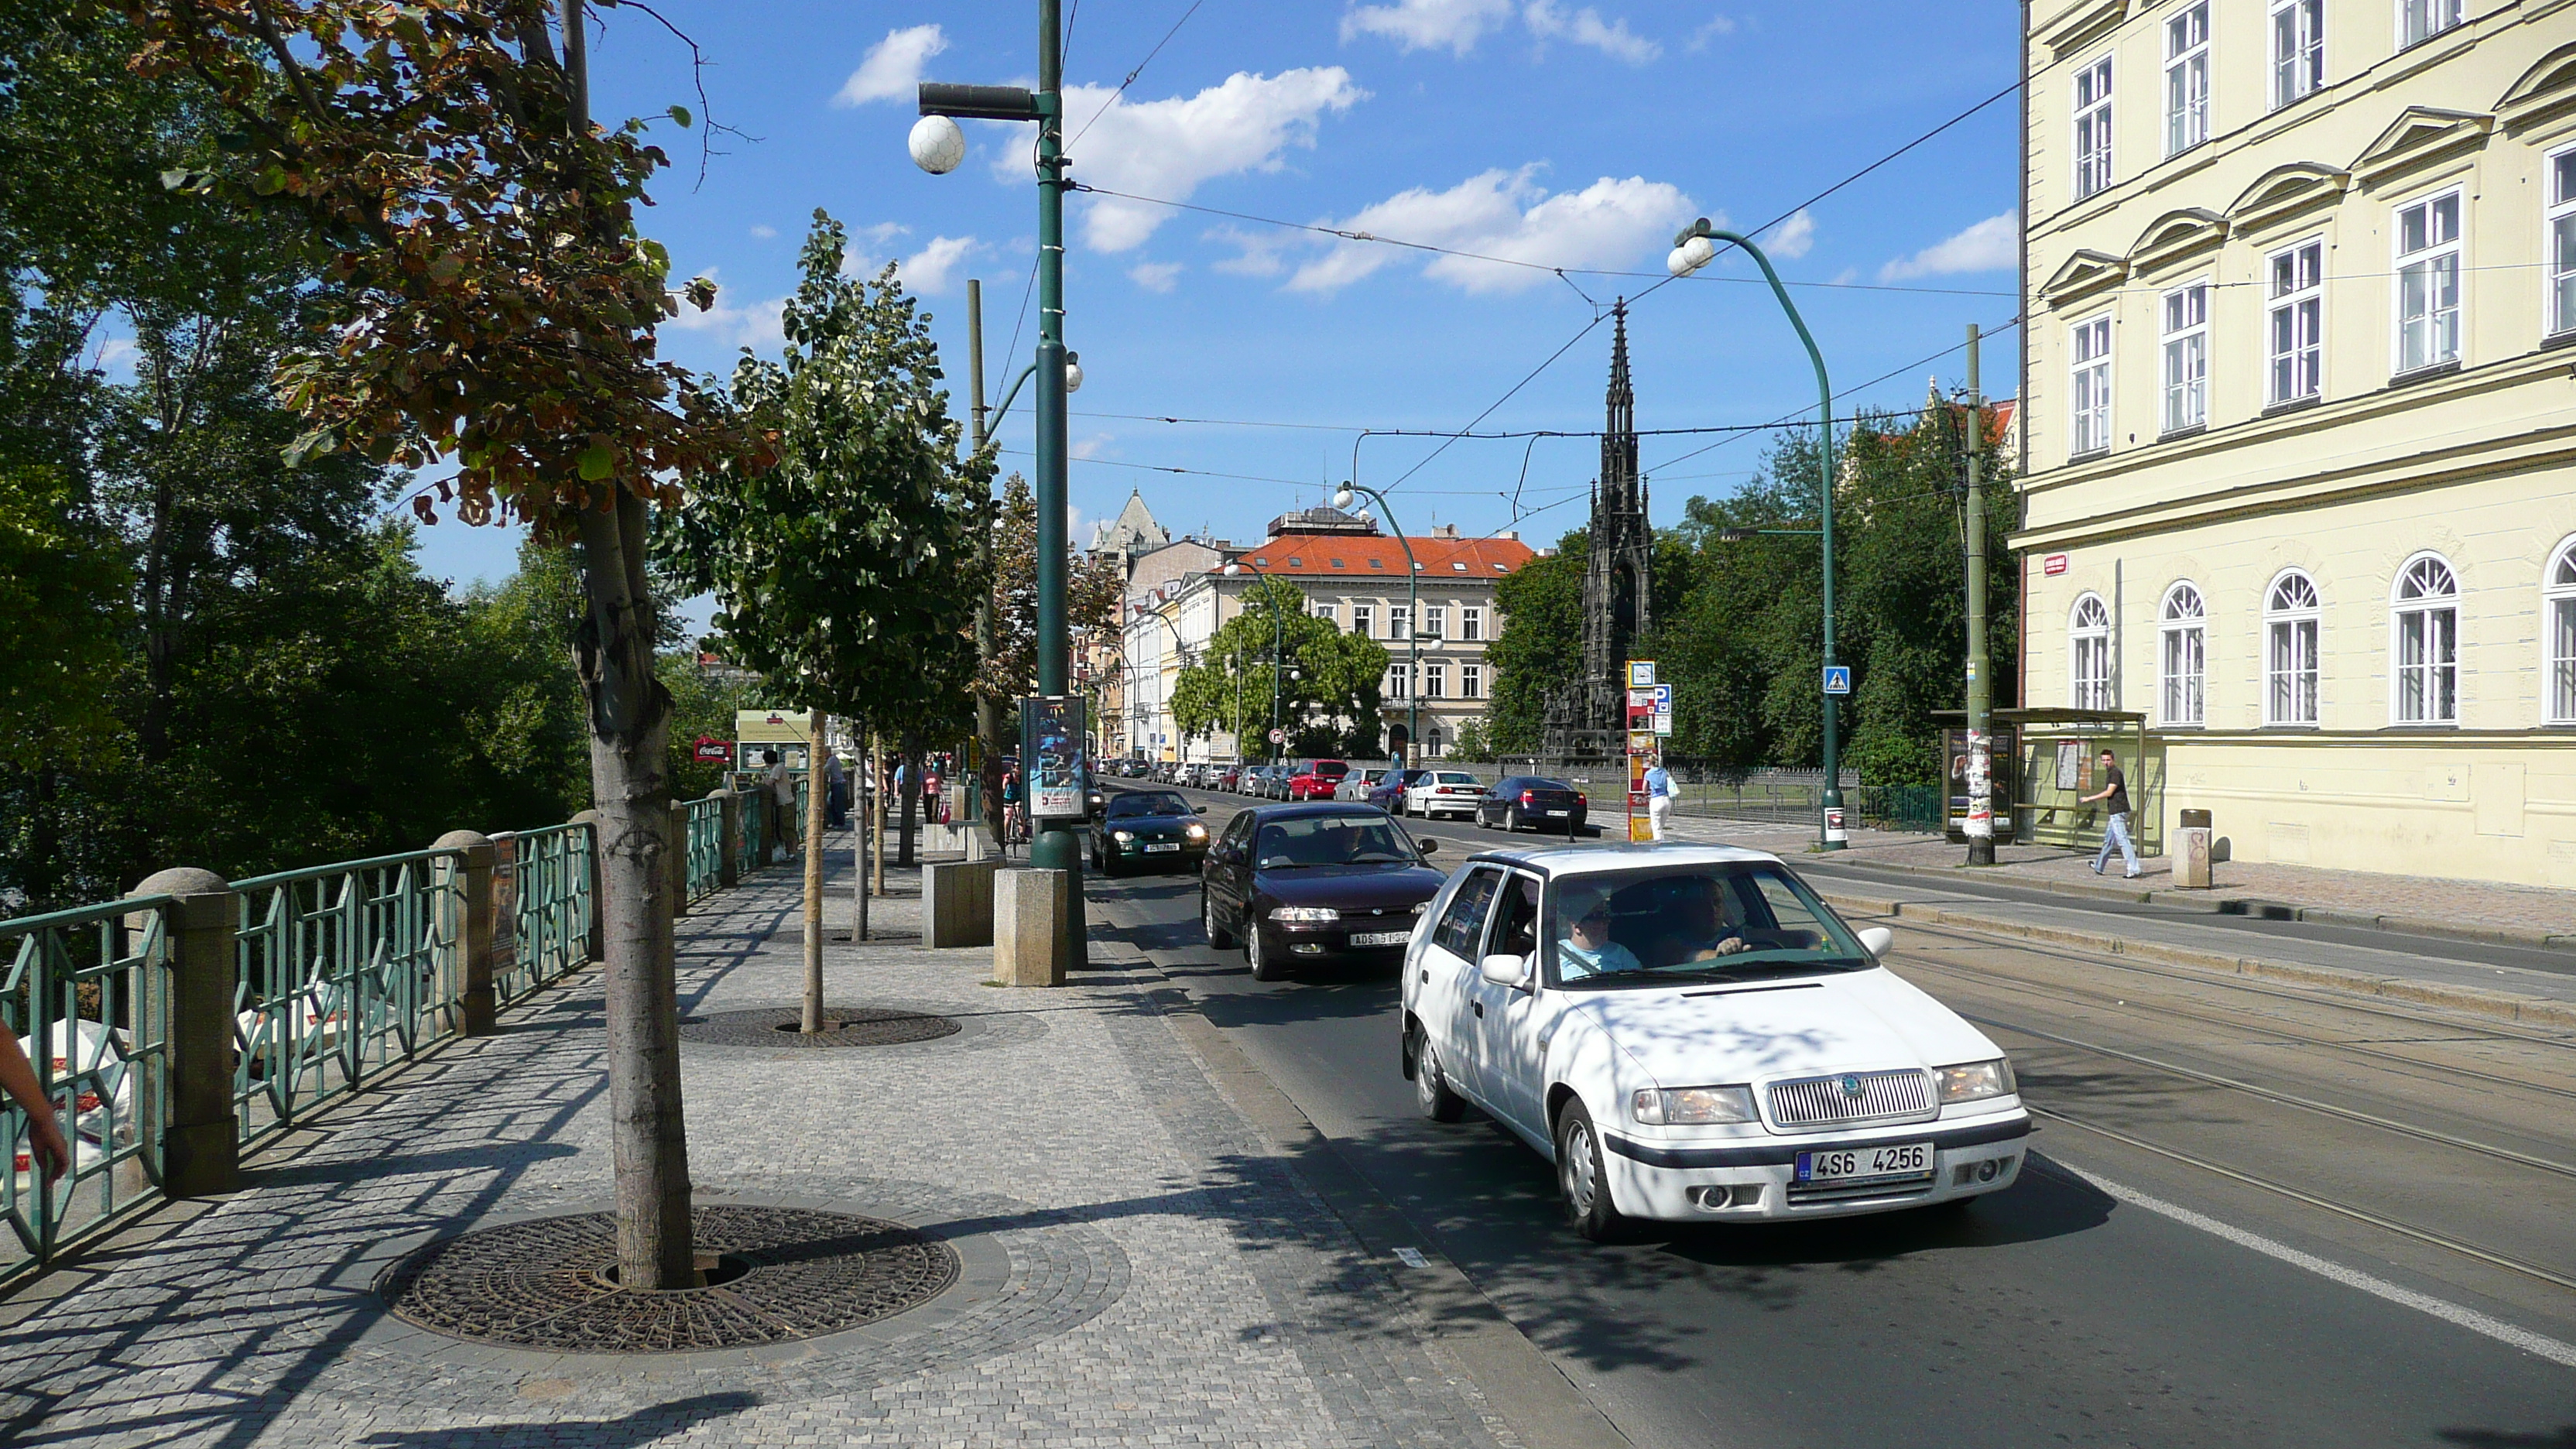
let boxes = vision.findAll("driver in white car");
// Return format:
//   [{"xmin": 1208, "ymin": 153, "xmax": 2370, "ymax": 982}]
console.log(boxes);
[
  {"xmin": 1553, "ymin": 889, "xmax": 1643, "ymax": 980},
  {"xmin": 1658, "ymin": 876, "xmax": 1751, "ymax": 962}
]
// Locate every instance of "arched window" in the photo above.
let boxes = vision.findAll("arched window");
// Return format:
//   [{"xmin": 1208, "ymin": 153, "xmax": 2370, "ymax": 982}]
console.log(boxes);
[
  {"xmin": 2265, "ymin": 570, "xmax": 2321, "ymax": 725},
  {"xmin": 2390, "ymin": 553, "xmax": 2458, "ymax": 724},
  {"xmin": 2071, "ymin": 594, "xmax": 2112, "ymax": 709},
  {"xmin": 2160, "ymin": 582, "xmax": 2205, "ymax": 725},
  {"xmin": 2550, "ymin": 540, "xmax": 2576, "ymax": 724}
]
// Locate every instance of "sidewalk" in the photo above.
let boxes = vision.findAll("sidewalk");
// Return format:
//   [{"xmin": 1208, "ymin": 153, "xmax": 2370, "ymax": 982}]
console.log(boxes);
[{"xmin": 0, "ymin": 841, "xmax": 1521, "ymax": 1448}]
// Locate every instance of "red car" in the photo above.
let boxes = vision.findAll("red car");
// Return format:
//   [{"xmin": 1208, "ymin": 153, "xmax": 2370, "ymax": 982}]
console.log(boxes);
[{"xmin": 1285, "ymin": 759, "xmax": 1350, "ymax": 801}]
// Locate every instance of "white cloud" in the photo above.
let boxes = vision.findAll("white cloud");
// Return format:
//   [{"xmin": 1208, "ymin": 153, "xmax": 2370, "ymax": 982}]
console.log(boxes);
[
  {"xmin": 1046, "ymin": 69, "xmax": 1366, "ymax": 252},
  {"xmin": 1687, "ymin": 13, "xmax": 1737, "ymax": 52},
  {"xmin": 1208, "ymin": 226, "xmax": 1290, "ymax": 277},
  {"xmin": 1070, "ymin": 434, "xmax": 1113, "ymax": 461},
  {"xmin": 1523, "ymin": 1, "xmax": 1660, "ymax": 63},
  {"xmin": 835, "ymin": 24, "xmax": 946, "ymax": 108},
  {"xmin": 93, "ymin": 337, "xmax": 137, "ymax": 374},
  {"xmin": 749, "ymin": 224, "xmax": 777, "ymax": 240},
  {"xmin": 1287, "ymin": 166, "xmax": 1692, "ymax": 296},
  {"xmin": 1767, "ymin": 207, "xmax": 1815, "ymax": 260},
  {"xmin": 1340, "ymin": 0, "xmax": 1514, "ymax": 54},
  {"xmin": 1879, "ymin": 210, "xmax": 2018, "ymax": 281},
  {"xmin": 857, "ymin": 221, "xmax": 909, "ymax": 245},
  {"xmin": 897, "ymin": 235, "xmax": 978, "ymax": 294},
  {"xmin": 664, "ymin": 292, "xmax": 786, "ymax": 351},
  {"xmin": 1129, "ymin": 261, "xmax": 1184, "ymax": 293}
]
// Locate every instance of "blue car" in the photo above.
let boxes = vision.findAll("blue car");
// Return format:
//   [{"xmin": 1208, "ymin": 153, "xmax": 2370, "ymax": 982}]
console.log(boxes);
[{"xmin": 1366, "ymin": 768, "xmax": 1430, "ymax": 814}]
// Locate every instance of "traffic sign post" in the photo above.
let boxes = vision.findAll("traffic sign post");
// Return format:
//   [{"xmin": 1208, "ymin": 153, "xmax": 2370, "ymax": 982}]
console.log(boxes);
[
  {"xmin": 1821, "ymin": 666, "xmax": 1852, "ymax": 696},
  {"xmin": 1625, "ymin": 661, "xmax": 1659, "ymax": 843}
]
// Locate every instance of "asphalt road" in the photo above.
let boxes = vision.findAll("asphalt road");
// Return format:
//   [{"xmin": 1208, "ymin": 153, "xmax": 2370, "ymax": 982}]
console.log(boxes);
[{"xmin": 1087, "ymin": 781, "xmax": 2576, "ymax": 1449}]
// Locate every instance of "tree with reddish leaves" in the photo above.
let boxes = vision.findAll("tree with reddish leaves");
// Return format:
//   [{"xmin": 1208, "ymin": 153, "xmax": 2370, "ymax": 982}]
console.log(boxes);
[{"xmin": 121, "ymin": 0, "xmax": 767, "ymax": 1290}]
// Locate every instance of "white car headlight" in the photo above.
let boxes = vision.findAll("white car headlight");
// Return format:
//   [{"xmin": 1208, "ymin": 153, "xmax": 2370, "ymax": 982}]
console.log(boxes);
[
  {"xmin": 1937, "ymin": 1058, "xmax": 2016, "ymax": 1103},
  {"xmin": 1111, "ymin": 830, "xmax": 1136, "ymax": 844},
  {"xmin": 1269, "ymin": 906, "xmax": 1341, "ymax": 923},
  {"xmin": 1629, "ymin": 1085, "xmax": 1758, "ymax": 1125},
  {"xmin": 1186, "ymin": 823, "xmax": 1208, "ymax": 838}
]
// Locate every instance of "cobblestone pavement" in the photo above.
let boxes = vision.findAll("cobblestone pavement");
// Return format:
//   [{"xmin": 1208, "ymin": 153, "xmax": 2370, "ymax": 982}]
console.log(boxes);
[
  {"xmin": 0, "ymin": 838, "xmax": 1515, "ymax": 1448},
  {"xmin": 1654, "ymin": 811, "xmax": 2576, "ymax": 940}
]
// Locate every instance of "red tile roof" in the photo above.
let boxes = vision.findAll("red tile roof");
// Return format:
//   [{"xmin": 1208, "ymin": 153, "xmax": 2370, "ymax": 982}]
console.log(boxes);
[{"xmin": 1228, "ymin": 533, "xmax": 1537, "ymax": 579}]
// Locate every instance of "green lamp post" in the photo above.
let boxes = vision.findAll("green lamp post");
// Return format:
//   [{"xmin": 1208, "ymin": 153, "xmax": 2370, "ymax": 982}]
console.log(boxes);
[{"xmin": 1331, "ymin": 481, "xmax": 1422, "ymax": 767}]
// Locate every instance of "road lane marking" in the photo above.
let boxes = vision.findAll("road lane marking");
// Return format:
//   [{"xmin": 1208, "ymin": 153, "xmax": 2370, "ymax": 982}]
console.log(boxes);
[{"xmin": 2047, "ymin": 1157, "xmax": 2576, "ymax": 1368}]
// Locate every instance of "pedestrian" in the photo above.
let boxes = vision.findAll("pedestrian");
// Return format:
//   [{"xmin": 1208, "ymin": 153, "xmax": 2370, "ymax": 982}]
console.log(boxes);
[
  {"xmin": 823, "ymin": 750, "xmax": 850, "ymax": 831},
  {"xmin": 1643, "ymin": 755, "xmax": 1674, "ymax": 841},
  {"xmin": 999, "ymin": 765, "xmax": 1023, "ymax": 853},
  {"xmin": 762, "ymin": 748, "xmax": 800, "ymax": 855},
  {"xmin": 2081, "ymin": 747, "xmax": 2140, "ymax": 879},
  {"xmin": 0, "ymin": 1027, "xmax": 71, "ymax": 1186},
  {"xmin": 924, "ymin": 763, "xmax": 946, "ymax": 826}
]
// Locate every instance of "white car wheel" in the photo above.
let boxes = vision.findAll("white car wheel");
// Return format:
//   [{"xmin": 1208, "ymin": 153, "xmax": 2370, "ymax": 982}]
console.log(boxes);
[
  {"xmin": 1412, "ymin": 1027, "xmax": 1467, "ymax": 1122},
  {"xmin": 1555, "ymin": 1099, "xmax": 1629, "ymax": 1242}
]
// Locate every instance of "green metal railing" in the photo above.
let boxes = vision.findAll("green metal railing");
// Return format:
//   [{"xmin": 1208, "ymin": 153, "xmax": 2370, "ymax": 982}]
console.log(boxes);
[
  {"xmin": 738, "ymin": 791, "xmax": 769, "ymax": 878},
  {"xmin": 502, "ymin": 824, "xmax": 594, "ymax": 1006},
  {"xmin": 231, "ymin": 849, "xmax": 460, "ymax": 1145},
  {"xmin": 0, "ymin": 898, "xmax": 169, "ymax": 1276},
  {"xmin": 683, "ymin": 797, "xmax": 724, "ymax": 901}
]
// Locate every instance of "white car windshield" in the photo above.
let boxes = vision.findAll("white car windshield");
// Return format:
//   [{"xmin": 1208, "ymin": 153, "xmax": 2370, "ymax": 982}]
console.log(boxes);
[{"xmin": 1550, "ymin": 864, "xmax": 1870, "ymax": 985}]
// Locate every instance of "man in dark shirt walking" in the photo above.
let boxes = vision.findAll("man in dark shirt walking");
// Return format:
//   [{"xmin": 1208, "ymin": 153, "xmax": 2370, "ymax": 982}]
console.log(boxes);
[{"xmin": 2080, "ymin": 747, "xmax": 2140, "ymax": 879}]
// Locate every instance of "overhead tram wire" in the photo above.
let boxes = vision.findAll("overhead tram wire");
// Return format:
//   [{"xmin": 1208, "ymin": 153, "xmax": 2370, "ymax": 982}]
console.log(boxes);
[{"xmin": 1068, "ymin": 0, "xmax": 1208, "ymax": 148}]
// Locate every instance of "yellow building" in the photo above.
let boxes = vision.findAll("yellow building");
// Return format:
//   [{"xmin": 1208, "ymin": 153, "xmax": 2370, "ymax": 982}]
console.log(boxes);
[{"xmin": 2017, "ymin": 0, "xmax": 2576, "ymax": 886}]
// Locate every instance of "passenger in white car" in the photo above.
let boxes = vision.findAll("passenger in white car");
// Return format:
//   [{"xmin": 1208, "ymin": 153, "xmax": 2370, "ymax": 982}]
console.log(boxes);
[{"xmin": 1554, "ymin": 892, "xmax": 1643, "ymax": 980}]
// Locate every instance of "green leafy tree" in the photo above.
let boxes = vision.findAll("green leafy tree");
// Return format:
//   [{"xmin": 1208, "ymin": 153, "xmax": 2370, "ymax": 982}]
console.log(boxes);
[
  {"xmin": 976, "ymin": 471, "xmax": 1121, "ymax": 808},
  {"xmin": 1448, "ymin": 718, "xmax": 1495, "ymax": 762},
  {"xmin": 1484, "ymin": 532, "xmax": 1587, "ymax": 754},
  {"xmin": 1170, "ymin": 577, "xmax": 1387, "ymax": 756}
]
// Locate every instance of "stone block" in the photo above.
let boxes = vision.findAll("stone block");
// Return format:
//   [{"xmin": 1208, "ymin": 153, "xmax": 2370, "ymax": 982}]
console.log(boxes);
[
  {"xmin": 924, "ymin": 858, "xmax": 999, "ymax": 950},
  {"xmin": 2176, "ymin": 826, "xmax": 2215, "ymax": 889},
  {"xmin": 992, "ymin": 868, "xmax": 1068, "ymax": 987}
]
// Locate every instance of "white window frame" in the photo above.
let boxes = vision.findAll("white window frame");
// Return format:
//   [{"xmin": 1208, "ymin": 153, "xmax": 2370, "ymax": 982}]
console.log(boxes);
[
  {"xmin": 2547, "ymin": 536, "xmax": 2576, "ymax": 725},
  {"xmin": 2165, "ymin": 3, "xmax": 2211, "ymax": 158},
  {"xmin": 2265, "ymin": 569, "xmax": 2322, "ymax": 726},
  {"xmin": 2071, "ymin": 314, "xmax": 2114, "ymax": 455},
  {"xmin": 2071, "ymin": 593, "xmax": 2113, "ymax": 709},
  {"xmin": 2267, "ymin": 238, "xmax": 2324, "ymax": 406},
  {"xmin": 2271, "ymin": 0, "xmax": 2323, "ymax": 109},
  {"xmin": 2160, "ymin": 581, "xmax": 2206, "ymax": 727},
  {"xmin": 2389, "ymin": 551, "xmax": 2460, "ymax": 725},
  {"xmin": 1423, "ymin": 605, "xmax": 1447, "ymax": 639},
  {"xmin": 1461, "ymin": 662, "xmax": 1482, "ymax": 699},
  {"xmin": 1351, "ymin": 604, "xmax": 1373, "ymax": 639},
  {"xmin": 1386, "ymin": 663, "xmax": 1410, "ymax": 701},
  {"xmin": 1311, "ymin": 602, "xmax": 1337, "ymax": 629},
  {"xmin": 1461, "ymin": 605, "xmax": 1484, "ymax": 642},
  {"xmin": 1392, "ymin": 605, "xmax": 1411, "ymax": 641},
  {"xmin": 2074, "ymin": 54, "xmax": 2114, "ymax": 200},
  {"xmin": 2400, "ymin": 0, "xmax": 2463, "ymax": 49},
  {"xmin": 1425, "ymin": 661, "xmax": 1447, "ymax": 699},
  {"xmin": 2393, "ymin": 187, "xmax": 2463, "ymax": 375},
  {"xmin": 2548, "ymin": 145, "xmax": 2576, "ymax": 338},
  {"xmin": 2161, "ymin": 279, "xmax": 2211, "ymax": 433}
]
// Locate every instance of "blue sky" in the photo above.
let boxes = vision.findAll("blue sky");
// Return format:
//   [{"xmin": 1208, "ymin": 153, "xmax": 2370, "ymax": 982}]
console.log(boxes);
[{"xmin": 408, "ymin": 1, "xmax": 2025, "ymax": 618}]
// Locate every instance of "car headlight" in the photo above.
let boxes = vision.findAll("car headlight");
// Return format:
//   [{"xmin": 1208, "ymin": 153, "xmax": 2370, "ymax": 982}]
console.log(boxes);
[
  {"xmin": 1111, "ymin": 830, "xmax": 1135, "ymax": 844},
  {"xmin": 1269, "ymin": 906, "xmax": 1341, "ymax": 923},
  {"xmin": 1629, "ymin": 1085, "xmax": 1758, "ymax": 1125},
  {"xmin": 1185, "ymin": 823, "xmax": 1208, "ymax": 838},
  {"xmin": 1937, "ymin": 1058, "xmax": 2016, "ymax": 1103}
]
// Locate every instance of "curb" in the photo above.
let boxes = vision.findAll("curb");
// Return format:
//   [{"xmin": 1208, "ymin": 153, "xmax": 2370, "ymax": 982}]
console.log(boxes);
[{"xmin": 1814, "ymin": 889, "xmax": 2576, "ymax": 1032}]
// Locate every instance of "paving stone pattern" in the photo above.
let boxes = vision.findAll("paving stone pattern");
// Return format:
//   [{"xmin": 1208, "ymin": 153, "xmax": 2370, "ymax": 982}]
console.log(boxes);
[{"xmin": 0, "ymin": 840, "xmax": 1511, "ymax": 1447}]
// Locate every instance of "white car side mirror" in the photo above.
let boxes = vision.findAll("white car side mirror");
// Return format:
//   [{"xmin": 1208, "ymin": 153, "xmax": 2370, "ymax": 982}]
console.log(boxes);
[
  {"xmin": 1479, "ymin": 952, "xmax": 1529, "ymax": 987},
  {"xmin": 1858, "ymin": 926, "xmax": 1895, "ymax": 958}
]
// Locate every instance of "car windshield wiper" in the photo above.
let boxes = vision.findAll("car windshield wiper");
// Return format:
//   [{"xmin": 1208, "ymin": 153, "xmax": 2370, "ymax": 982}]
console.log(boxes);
[{"xmin": 1344, "ymin": 851, "xmax": 1410, "ymax": 864}]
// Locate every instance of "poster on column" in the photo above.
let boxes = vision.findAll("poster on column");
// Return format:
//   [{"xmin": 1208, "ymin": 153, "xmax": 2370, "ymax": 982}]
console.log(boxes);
[{"xmin": 1022, "ymin": 696, "xmax": 1089, "ymax": 820}]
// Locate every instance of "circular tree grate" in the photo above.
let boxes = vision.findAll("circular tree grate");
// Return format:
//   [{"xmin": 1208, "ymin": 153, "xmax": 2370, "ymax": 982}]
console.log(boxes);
[
  {"xmin": 677, "ymin": 1005, "xmax": 960, "ymax": 1049},
  {"xmin": 379, "ymin": 1204, "xmax": 960, "ymax": 1353}
]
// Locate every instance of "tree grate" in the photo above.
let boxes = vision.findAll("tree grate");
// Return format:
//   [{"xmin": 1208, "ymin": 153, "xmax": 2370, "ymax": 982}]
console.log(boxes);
[
  {"xmin": 675, "ymin": 1005, "xmax": 961, "ymax": 1048},
  {"xmin": 379, "ymin": 1205, "xmax": 960, "ymax": 1353}
]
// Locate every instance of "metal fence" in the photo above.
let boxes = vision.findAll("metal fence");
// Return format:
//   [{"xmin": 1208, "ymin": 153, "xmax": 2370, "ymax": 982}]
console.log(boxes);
[
  {"xmin": 0, "ymin": 898, "xmax": 169, "ymax": 1271},
  {"xmin": 501, "ymin": 824, "xmax": 594, "ymax": 1006},
  {"xmin": 683, "ymin": 797, "xmax": 725, "ymax": 902}
]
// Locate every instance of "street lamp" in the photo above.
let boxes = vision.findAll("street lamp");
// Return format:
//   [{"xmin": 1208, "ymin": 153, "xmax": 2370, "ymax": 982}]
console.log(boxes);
[
  {"xmin": 916, "ymin": 2, "xmax": 1088, "ymax": 954},
  {"xmin": 1667, "ymin": 217, "xmax": 1848, "ymax": 851},
  {"xmin": 1128, "ymin": 603, "xmax": 1189, "ymax": 762},
  {"xmin": 1331, "ymin": 480, "xmax": 1422, "ymax": 769}
]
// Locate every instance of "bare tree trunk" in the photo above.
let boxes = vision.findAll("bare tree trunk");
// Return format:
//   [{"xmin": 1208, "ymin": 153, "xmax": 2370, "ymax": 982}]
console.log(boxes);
[
  {"xmin": 802, "ymin": 709, "xmax": 827, "ymax": 1032},
  {"xmin": 870, "ymin": 732, "xmax": 886, "ymax": 896},
  {"xmin": 574, "ymin": 490, "xmax": 694, "ymax": 1291}
]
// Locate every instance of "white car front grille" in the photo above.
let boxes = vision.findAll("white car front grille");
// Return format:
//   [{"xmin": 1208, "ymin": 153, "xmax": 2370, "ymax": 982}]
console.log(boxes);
[{"xmin": 1766, "ymin": 1069, "xmax": 1935, "ymax": 1129}]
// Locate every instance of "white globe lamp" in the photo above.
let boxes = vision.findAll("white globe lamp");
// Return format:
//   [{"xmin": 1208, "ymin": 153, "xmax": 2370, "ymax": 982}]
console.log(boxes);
[
  {"xmin": 1064, "ymin": 351, "xmax": 1084, "ymax": 393},
  {"xmin": 908, "ymin": 115, "xmax": 966, "ymax": 175},
  {"xmin": 1668, "ymin": 233, "xmax": 1717, "ymax": 277},
  {"xmin": 1331, "ymin": 485, "xmax": 1355, "ymax": 510}
]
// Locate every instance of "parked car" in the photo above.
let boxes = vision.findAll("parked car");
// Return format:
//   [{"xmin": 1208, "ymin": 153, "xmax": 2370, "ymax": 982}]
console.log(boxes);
[
  {"xmin": 1366, "ymin": 768, "xmax": 1429, "ymax": 814},
  {"xmin": 1341, "ymin": 767, "xmax": 1389, "ymax": 802},
  {"xmin": 1399, "ymin": 844, "xmax": 2030, "ymax": 1238},
  {"xmin": 1477, "ymin": 776, "xmax": 1588, "ymax": 834},
  {"xmin": 1201, "ymin": 803, "xmax": 1447, "ymax": 981},
  {"xmin": 1286, "ymin": 759, "xmax": 1348, "ymax": 801},
  {"xmin": 1260, "ymin": 766, "xmax": 1291, "ymax": 800},
  {"xmin": 1211, "ymin": 765, "xmax": 1238, "ymax": 792},
  {"xmin": 1091, "ymin": 789, "xmax": 1211, "ymax": 877},
  {"xmin": 1403, "ymin": 769, "xmax": 1486, "ymax": 820}
]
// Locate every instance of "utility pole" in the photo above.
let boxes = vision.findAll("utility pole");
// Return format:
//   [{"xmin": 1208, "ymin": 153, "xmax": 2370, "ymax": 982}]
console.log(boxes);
[
  {"xmin": 1962, "ymin": 324, "xmax": 1995, "ymax": 866},
  {"xmin": 966, "ymin": 277, "xmax": 1004, "ymax": 845}
]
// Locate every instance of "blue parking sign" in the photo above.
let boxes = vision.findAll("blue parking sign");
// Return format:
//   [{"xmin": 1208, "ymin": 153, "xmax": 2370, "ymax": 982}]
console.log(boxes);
[{"xmin": 1821, "ymin": 666, "xmax": 1852, "ymax": 696}]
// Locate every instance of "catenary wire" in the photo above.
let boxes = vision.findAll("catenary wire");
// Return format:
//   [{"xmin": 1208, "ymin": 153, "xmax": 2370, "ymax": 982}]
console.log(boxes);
[{"xmin": 1068, "ymin": 0, "xmax": 1209, "ymax": 149}]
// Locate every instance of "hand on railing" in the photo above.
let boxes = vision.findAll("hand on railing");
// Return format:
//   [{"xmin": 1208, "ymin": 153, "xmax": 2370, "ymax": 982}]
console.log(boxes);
[{"xmin": 0, "ymin": 1029, "xmax": 71, "ymax": 1184}]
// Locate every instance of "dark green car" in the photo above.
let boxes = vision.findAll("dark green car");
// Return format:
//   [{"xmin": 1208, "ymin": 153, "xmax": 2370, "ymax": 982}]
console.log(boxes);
[{"xmin": 1091, "ymin": 790, "xmax": 1211, "ymax": 877}]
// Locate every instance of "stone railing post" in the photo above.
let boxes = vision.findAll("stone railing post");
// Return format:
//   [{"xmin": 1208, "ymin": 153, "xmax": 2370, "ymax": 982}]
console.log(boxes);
[
  {"xmin": 433, "ymin": 831, "xmax": 498, "ymax": 1036},
  {"xmin": 132, "ymin": 868, "xmax": 238, "ymax": 1198},
  {"xmin": 715, "ymin": 788, "xmax": 742, "ymax": 889},
  {"xmin": 669, "ymin": 803, "xmax": 692, "ymax": 918},
  {"xmin": 570, "ymin": 809, "xmax": 606, "ymax": 963}
]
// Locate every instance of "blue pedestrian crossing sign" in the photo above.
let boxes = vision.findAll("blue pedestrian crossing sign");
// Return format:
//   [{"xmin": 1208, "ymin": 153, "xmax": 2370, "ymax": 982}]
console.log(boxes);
[{"xmin": 1821, "ymin": 666, "xmax": 1852, "ymax": 696}]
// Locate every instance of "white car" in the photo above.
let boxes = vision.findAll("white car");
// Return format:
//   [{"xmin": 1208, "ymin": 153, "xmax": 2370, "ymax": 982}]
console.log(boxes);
[
  {"xmin": 1403, "ymin": 770, "xmax": 1485, "ymax": 820},
  {"xmin": 1400, "ymin": 844, "xmax": 2030, "ymax": 1238}
]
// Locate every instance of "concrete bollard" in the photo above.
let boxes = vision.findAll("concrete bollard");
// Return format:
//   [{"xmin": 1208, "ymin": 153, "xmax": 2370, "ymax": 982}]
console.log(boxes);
[
  {"xmin": 432, "ymin": 831, "xmax": 499, "ymax": 1036},
  {"xmin": 570, "ymin": 809, "xmax": 606, "ymax": 963},
  {"xmin": 715, "ymin": 789, "xmax": 742, "ymax": 889},
  {"xmin": 992, "ymin": 868, "xmax": 1069, "ymax": 987},
  {"xmin": 2176, "ymin": 808, "xmax": 2215, "ymax": 889},
  {"xmin": 924, "ymin": 858, "xmax": 999, "ymax": 949},
  {"xmin": 131, "ymin": 868, "xmax": 238, "ymax": 1197}
]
